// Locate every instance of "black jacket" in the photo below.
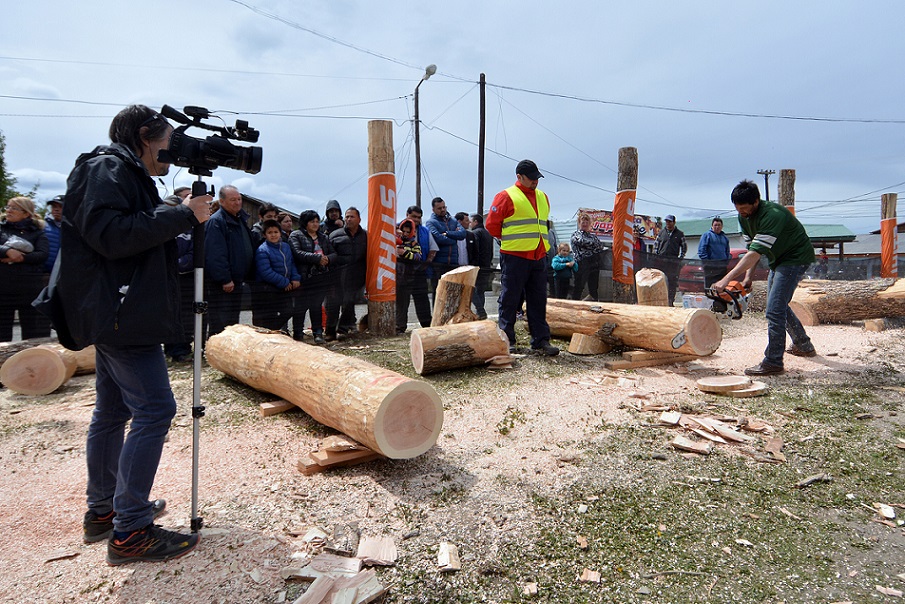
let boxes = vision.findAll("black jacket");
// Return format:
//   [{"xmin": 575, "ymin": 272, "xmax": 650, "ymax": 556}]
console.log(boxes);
[
  {"xmin": 0, "ymin": 218, "xmax": 49, "ymax": 279},
  {"xmin": 289, "ymin": 229, "xmax": 338, "ymax": 280},
  {"xmin": 472, "ymin": 226, "xmax": 493, "ymax": 269},
  {"xmin": 55, "ymin": 143, "xmax": 198, "ymax": 348},
  {"xmin": 329, "ymin": 226, "xmax": 368, "ymax": 287},
  {"xmin": 204, "ymin": 207, "xmax": 255, "ymax": 285}
]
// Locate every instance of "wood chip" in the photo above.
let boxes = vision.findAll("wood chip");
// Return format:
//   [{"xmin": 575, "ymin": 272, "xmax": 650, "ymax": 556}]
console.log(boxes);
[
  {"xmin": 671, "ymin": 435, "xmax": 713, "ymax": 455},
  {"xmin": 691, "ymin": 428, "xmax": 728, "ymax": 444},
  {"xmin": 43, "ymin": 549, "xmax": 79, "ymax": 563},
  {"xmin": 659, "ymin": 411, "xmax": 682, "ymax": 425},
  {"xmin": 796, "ymin": 473, "xmax": 833, "ymax": 489},
  {"xmin": 259, "ymin": 399, "xmax": 296, "ymax": 417},
  {"xmin": 523, "ymin": 582, "xmax": 539, "ymax": 596},
  {"xmin": 576, "ymin": 535, "xmax": 588, "ymax": 550},
  {"xmin": 438, "ymin": 542, "xmax": 461, "ymax": 572},
  {"xmin": 325, "ymin": 522, "xmax": 360, "ymax": 557},
  {"xmin": 876, "ymin": 586, "xmax": 903, "ymax": 597},
  {"xmin": 764, "ymin": 437, "xmax": 787, "ymax": 462},
  {"xmin": 356, "ymin": 535, "xmax": 398, "ymax": 566},
  {"xmin": 292, "ymin": 575, "xmax": 335, "ymax": 604},
  {"xmin": 579, "ymin": 568, "xmax": 601, "ymax": 583},
  {"xmin": 309, "ymin": 552, "xmax": 362, "ymax": 576}
]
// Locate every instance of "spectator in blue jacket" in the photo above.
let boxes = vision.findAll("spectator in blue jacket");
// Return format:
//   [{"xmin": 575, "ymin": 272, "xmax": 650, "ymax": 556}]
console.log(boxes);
[
  {"xmin": 425, "ymin": 196, "xmax": 466, "ymax": 296},
  {"xmin": 255, "ymin": 220, "xmax": 301, "ymax": 331},
  {"xmin": 697, "ymin": 216, "xmax": 731, "ymax": 288},
  {"xmin": 43, "ymin": 195, "xmax": 64, "ymax": 273},
  {"xmin": 204, "ymin": 185, "xmax": 255, "ymax": 339}
]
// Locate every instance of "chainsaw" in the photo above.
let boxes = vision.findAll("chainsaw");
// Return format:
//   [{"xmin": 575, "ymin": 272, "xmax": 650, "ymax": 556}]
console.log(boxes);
[{"xmin": 704, "ymin": 281, "xmax": 750, "ymax": 320}]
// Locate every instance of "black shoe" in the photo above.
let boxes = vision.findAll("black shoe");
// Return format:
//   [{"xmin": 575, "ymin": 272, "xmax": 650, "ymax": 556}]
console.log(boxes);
[
  {"xmin": 324, "ymin": 333, "xmax": 337, "ymax": 342},
  {"xmin": 744, "ymin": 362, "xmax": 784, "ymax": 376},
  {"xmin": 106, "ymin": 524, "xmax": 199, "ymax": 566},
  {"xmin": 84, "ymin": 499, "xmax": 167, "ymax": 544},
  {"xmin": 313, "ymin": 334, "xmax": 326, "ymax": 345},
  {"xmin": 786, "ymin": 344, "xmax": 816, "ymax": 357},
  {"xmin": 531, "ymin": 342, "xmax": 560, "ymax": 357},
  {"xmin": 508, "ymin": 345, "xmax": 517, "ymax": 354}
]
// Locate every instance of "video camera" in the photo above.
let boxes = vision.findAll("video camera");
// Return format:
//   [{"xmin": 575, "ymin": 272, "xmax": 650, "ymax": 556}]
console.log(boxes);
[{"xmin": 157, "ymin": 105, "xmax": 262, "ymax": 176}]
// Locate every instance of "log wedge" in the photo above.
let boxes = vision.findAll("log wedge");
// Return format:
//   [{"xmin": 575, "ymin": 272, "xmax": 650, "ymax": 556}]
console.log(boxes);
[
  {"xmin": 431, "ymin": 265, "xmax": 479, "ymax": 326},
  {"xmin": 546, "ymin": 299, "xmax": 721, "ymax": 356},
  {"xmin": 411, "ymin": 320, "xmax": 509, "ymax": 375},
  {"xmin": 205, "ymin": 325, "xmax": 443, "ymax": 459}
]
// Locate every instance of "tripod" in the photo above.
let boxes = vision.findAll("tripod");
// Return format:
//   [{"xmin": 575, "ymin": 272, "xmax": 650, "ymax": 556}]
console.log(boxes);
[{"xmin": 189, "ymin": 176, "xmax": 212, "ymax": 534}]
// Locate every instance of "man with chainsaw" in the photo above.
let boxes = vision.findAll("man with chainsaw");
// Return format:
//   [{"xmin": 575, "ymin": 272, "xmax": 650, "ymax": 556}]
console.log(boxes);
[{"xmin": 713, "ymin": 180, "xmax": 816, "ymax": 376}]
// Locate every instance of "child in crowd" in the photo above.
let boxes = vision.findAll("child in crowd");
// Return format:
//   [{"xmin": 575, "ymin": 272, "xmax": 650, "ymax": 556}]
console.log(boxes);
[
  {"xmin": 255, "ymin": 219, "xmax": 301, "ymax": 331},
  {"xmin": 396, "ymin": 219, "xmax": 422, "ymax": 266},
  {"xmin": 551, "ymin": 242, "xmax": 577, "ymax": 299}
]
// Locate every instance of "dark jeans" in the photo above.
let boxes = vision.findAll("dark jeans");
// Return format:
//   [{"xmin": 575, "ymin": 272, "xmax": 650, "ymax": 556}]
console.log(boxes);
[
  {"xmin": 325, "ymin": 269, "xmax": 363, "ymax": 335},
  {"xmin": 553, "ymin": 273, "xmax": 572, "ymax": 299},
  {"xmin": 206, "ymin": 283, "xmax": 243, "ymax": 340},
  {"xmin": 397, "ymin": 270, "xmax": 432, "ymax": 332},
  {"xmin": 0, "ymin": 273, "xmax": 51, "ymax": 341},
  {"xmin": 658, "ymin": 256, "xmax": 680, "ymax": 305},
  {"xmin": 87, "ymin": 344, "xmax": 176, "ymax": 533},
  {"xmin": 471, "ymin": 268, "xmax": 492, "ymax": 319},
  {"xmin": 253, "ymin": 286, "xmax": 295, "ymax": 331},
  {"xmin": 164, "ymin": 272, "xmax": 194, "ymax": 358},
  {"xmin": 498, "ymin": 254, "xmax": 550, "ymax": 348},
  {"xmin": 572, "ymin": 258, "xmax": 600, "ymax": 301},
  {"xmin": 294, "ymin": 275, "xmax": 330, "ymax": 338},
  {"xmin": 764, "ymin": 263, "xmax": 813, "ymax": 367}
]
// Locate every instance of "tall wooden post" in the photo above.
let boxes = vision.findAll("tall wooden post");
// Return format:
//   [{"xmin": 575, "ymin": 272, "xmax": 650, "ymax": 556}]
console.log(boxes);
[
  {"xmin": 611, "ymin": 147, "xmax": 637, "ymax": 303},
  {"xmin": 881, "ymin": 193, "xmax": 898, "ymax": 279},
  {"xmin": 779, "ymin": 169, "xmax": 795, "ymax": 215},
  {"xmin": 366, "ymin": 120, "xmax": 397, "ymax": 336}
]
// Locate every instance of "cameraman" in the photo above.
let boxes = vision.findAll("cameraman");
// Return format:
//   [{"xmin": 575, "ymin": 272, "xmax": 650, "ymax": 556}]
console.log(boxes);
[{"xmin": 55, "ymin": 104, "xmax": 211, "ymax": 565}]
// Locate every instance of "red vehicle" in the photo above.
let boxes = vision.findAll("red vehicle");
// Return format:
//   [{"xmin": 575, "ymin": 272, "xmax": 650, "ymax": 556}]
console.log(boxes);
[{"xmin": 678, "ymin": 249, "xmax": 769, "ymax": 293}]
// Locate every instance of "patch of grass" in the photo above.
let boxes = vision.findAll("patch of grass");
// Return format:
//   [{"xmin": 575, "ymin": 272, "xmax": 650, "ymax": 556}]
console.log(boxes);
[{"xmin": 497, "ymin": 406, "xmax": 527, "ymax": 436}]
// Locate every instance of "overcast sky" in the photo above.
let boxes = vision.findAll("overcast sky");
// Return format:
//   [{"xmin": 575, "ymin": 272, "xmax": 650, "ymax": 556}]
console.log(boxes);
[{"xmin": 2, "ymin": 1, "xmax": 904, "ymax": 234}]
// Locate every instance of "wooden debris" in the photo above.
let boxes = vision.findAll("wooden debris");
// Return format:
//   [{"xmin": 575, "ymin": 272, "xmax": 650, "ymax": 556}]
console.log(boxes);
[
  {"xmin": 298, "ymin": 446, "xmax": 382, "ymax": 476},
  {"xmin": 876, "ymin": 585, "xmax": 904, "ymax": 598},
  {"xmin": 430, "ymin": 265, "xmax": 479, "ymax": 327},
  {"xmin": 356, "ymin": 535, "xmax": 398, "ymax": 566},
  {"xmin": 326, "ymin": 522, "xmax": 360, "ymax": 557},
  {"xmin": 324, "ymin": 569, "xmax": 388, "ymax": 604},
  {"xmin": 777, "ymin": 506, "xmax": 802, "ymax": 521},
  {"xmin": 658, "ymin": 411, "xmax": 682, "ymax": 426},
  {"xmin": 764, "ymin": 437, "xmax": 787, "ymax": 462},
  {"xmin": 322, "ymin": 435, "xmax": 369, "ymax": 452},
  {"xmin": 568, "ymin": 332, "xmax": 612, "ymax": 355},
  {"xmin": 44, "ymin": 549, "xmax": 80, "ymax": 563},
  {"xmin": 605, "ymin": 353, "xmax": 701, "ymax": 370},
  {"xmin": 875, "ymin": 503, "xmax": 897, "ymax": 520},
  {"xmin": 438, "ymin": 542, "xmax": 461, "ymax": 572},
  {"xmin": 576, "ymin": 535, "xmax": 589, "ymax": 550},
  {"xmin": 695, "ymin": 375, "xmax": 752, "ymax": 394},
  {"xmin": 293, "ymin": 575, "xmax": 336, "ymax": 604},
  {"xmin": 523, "ymin": 582, "xmax": 539, "ymax": 596},
  {"xmin": 259, "ymin": 400, "xmax": 297, "ymax": 417},
  {"xmin": 309, "ymin": 552, "xmax": 362, "ymax": 576},
  {"xmin": 795, "ymin": 473, "xmax": 833, "ymax": 489},
  {"xmin": 671, "ymin": 436, "xmax": 713, "ymax": 456},
  {"xmin": 691, "ymin": 428, "xmax": 728, "ymax": 444},
  {"xmin": 579, "ymin": 568, "xmax": 601, "ymax": 583},
  {"xmin": 728, "ymin": 381, "xmax": 769, "ymax": 398}
]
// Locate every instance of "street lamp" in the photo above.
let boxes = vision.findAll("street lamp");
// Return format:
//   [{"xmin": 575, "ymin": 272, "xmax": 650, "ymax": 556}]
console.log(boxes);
[{"xmin": 414, "ymin": 63, "xmax": 437, "ymax": 208}]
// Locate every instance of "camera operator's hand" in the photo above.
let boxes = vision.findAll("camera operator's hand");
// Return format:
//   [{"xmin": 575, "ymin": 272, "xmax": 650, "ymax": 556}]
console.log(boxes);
[
  {"xmin": 222, "ymin": 280, "xmax": 235, "ymax": 293},
  {"xmin": 184, "ymin": 194, "xmax": 213, "ymax": 224}
]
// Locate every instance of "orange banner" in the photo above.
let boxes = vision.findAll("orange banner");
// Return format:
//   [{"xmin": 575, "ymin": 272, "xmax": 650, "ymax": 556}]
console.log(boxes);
[
  {"xmin": 366, "ymin": 172, "xmax": 397, "ymax": 302},
  {"xmin": 880, "ymin": 217, "xmax": 898, "ymax": 279},
  {"xmin": 611, "ymin": 189, "xmax": 636, "ymax": 285}
]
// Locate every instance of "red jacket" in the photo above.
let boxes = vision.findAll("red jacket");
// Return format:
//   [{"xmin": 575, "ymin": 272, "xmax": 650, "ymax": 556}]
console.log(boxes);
[{"xmin": 486, "ymin": 182, "xmax": 548, "ymax": 261}]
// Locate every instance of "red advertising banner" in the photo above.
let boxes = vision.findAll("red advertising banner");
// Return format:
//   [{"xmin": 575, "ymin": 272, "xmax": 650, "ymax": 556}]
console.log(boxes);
[
  {"xmin": 577, "ymin": 208, "xmax": 662, "ymax": 242},
  {"xmin": 880, "ymin": 217, "xmax": 898, "ymax": 279},
  {"xmin": 611, "ymin": 190, "xmax": 636, "ymax": 285},
  {"xmin": 366, "ymin": 172, "xmax": 397, "ymax": 302}
]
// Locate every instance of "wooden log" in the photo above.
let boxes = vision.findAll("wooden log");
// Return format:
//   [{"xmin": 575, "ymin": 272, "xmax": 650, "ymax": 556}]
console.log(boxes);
[
  {"xmin": 0, "ymin": 336, "xmax": 58, "ymax": 366},
  {"xmin": 568, "ymin": 333, "xmax": 612, "ymax": 355},
  {"xmin": 410, "ymin": 320, "xmax": 509, "ymax": 375},
  {"xmin": 206, "ymin": 325, "xmax": 443, "ymax": 459},
  {"xmin": 788, "ymin": 278, "xmax": 905, "ymax": 326},
  {"xmin": 0, "ymin": 344, "xmax": 96, "ymax": 395},
  {"xmin": 365, "ymin": 119, "xmax": 396, "ymax": 337},
  {"xmin": 546, "ymin": 298, "xmax": 721, "ymax": 356},
  {"xmin": 611, "ymin": 146, "xmax": 638, "ymax": 303},
  {"xmin": 635, "ymin": 268, "xmax": 669, "ymax": 306},
  {"xmin": 430, "ymin": 265, "xmax": 480, "ymax": 326}
]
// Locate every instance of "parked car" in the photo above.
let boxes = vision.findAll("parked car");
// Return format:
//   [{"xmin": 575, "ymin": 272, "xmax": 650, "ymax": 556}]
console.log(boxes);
[{"xmin": 678, "ymin": 249, "xmax": 769, "ymax": 293}]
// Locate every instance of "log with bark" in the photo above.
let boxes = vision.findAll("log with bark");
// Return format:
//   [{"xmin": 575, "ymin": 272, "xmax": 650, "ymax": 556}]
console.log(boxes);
[
  {"xmin": 546, "ymin": 299, "xmax": 721, "ymax": 356},
  {"xmin": 0, "ymin": 337, "xmax": 58, "ymax": 366},
  {"xmin": 430, "ymin": 265, "xmax": 480, "ymax": 326},
  {"xmin": 205, "ymin": 324, "xmax": 443, "ymax": 459},
  {"xmin": 410, "ymin": 320, "xmax": 509, "ymax": 375},
  {"xmin": 788, "ymin": 278, "xmax": 905, "ymax": 326},
  {"xmin": 635, "ymin": 268, "xmax": 669, "ymax": 307},
  {"xmin": 0, "ymin": 344, "xmax": 96, "ymax": 395}
]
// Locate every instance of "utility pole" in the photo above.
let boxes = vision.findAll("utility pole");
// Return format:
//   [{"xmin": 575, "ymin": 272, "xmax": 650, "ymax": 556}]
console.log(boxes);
[
  {"xmin": 477, "ymin": 73, "xmax": 486, "ymax": 216},
  {"xmin": 757, "ymin": 169, "xmax": 775, "ymax": 201}
]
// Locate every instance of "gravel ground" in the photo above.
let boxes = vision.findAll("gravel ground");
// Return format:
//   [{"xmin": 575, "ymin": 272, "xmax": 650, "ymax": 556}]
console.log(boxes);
[{"xmin": 1, "ymin": 314, "xmax": 903, "ymax": 603}]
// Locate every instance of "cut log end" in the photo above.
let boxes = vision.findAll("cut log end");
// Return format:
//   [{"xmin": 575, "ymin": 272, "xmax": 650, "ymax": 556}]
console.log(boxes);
[
  {"xmin": 0, "ymin": 347, "xmax": 75, "ymax": 395},
  {"xmin": 374, "ymin": 382, "xmax": 443, "ymax": 459},
  {"xmin": 684, "ymin": 309, "xmax": 722, "ymax": 356}
]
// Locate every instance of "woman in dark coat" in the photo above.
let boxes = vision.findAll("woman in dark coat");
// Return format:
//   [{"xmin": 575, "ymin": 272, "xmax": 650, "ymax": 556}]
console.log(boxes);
[
  {"xmin": 288, "ymin": 210, "xmax": 337, "ymax": 344},
  {"xmin": 0, "ymin": 196, "xmax": 50, "ymax": 341}
]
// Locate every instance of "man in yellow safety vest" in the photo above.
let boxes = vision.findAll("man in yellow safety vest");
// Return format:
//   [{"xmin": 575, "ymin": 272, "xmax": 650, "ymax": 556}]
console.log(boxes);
[{"xmin": 485, "ymin": 159, "xmax": 559, "ymax": 356}]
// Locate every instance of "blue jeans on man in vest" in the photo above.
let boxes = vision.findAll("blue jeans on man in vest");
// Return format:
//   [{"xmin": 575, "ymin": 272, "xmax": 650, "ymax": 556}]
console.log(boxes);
[
  {"xmin": 86, "ymin": 344, "xmax": 177, "ymax": 533},
  {"xmin": 763, "ymin": 263, "xmax": 813, "ymax": 368}
]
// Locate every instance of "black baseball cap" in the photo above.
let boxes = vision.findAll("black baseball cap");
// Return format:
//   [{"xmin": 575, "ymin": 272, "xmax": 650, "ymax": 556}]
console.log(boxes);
[
  {"xmin": 47, "ymin": 195, "xmax": 64, "ymax": 207},
  {"xmin": 516, "ymin": 159, "xmax": 543, "ymax": 180}
]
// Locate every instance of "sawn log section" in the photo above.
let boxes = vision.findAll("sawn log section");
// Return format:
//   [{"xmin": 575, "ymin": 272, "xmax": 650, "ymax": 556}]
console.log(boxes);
[
  {"xmin": 205, "ymin": 325, "xmax": 443, "ymax": 459},
  {"xmin": 546, "ymin": 299, "xmax": 721, "ymax": 356},
  {"xmin": 789, "ymin": 278, "xmax": 905, "ymax": 325}
]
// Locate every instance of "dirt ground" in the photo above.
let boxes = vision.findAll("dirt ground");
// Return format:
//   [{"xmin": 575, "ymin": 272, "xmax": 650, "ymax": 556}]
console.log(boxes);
[{"xmin": 1, "ymin": 314, "xmax": 903, "ymax": 603}]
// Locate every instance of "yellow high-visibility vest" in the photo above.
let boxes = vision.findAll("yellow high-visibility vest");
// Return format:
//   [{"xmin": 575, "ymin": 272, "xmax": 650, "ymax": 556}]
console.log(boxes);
[{"xmin": 500, "ymin": 186, "xmax": 550, "ymax": 253}]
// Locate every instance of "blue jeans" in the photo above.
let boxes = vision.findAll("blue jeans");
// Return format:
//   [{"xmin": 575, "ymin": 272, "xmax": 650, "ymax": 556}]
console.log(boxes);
[
  {"xmin": 764, "ymin": 263, "xmax": 812, "ymax": 367},
  {"xmin": 86, "ymin": 344, "xmax": 177, "ymax": 533},
  {"xmin": 498, "ymin": 254, "xmax": 551, "ymax": 348}
]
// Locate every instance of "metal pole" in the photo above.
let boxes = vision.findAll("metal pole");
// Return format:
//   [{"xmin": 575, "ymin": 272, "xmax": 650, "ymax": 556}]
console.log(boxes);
[
  {"xmin": 414, "ymin": 81, "xmax": 422, "ymax": 208},
  {"xmin": 477, "ymin": 73, "xmax": 486, "ymax": 216}
]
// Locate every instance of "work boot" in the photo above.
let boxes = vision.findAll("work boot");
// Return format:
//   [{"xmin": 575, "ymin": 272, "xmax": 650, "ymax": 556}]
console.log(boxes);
[
  {"xmin": 531, "ymin": 342, "xmax": 560, "ymax": 357},
  {"xmin": 786, "ymin": 344, "xmax": 816, "ymax": 357},
  {"xmin": 106, "ymin": 524, "xmax": 199, "ymax": 566},
  {"xmin": 84, "ymin": 499, "xmax": 167, "ymax": 544},
  {"xmin": 744, "ymin": 362, "xmax": 784, "ymax": 376}
]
